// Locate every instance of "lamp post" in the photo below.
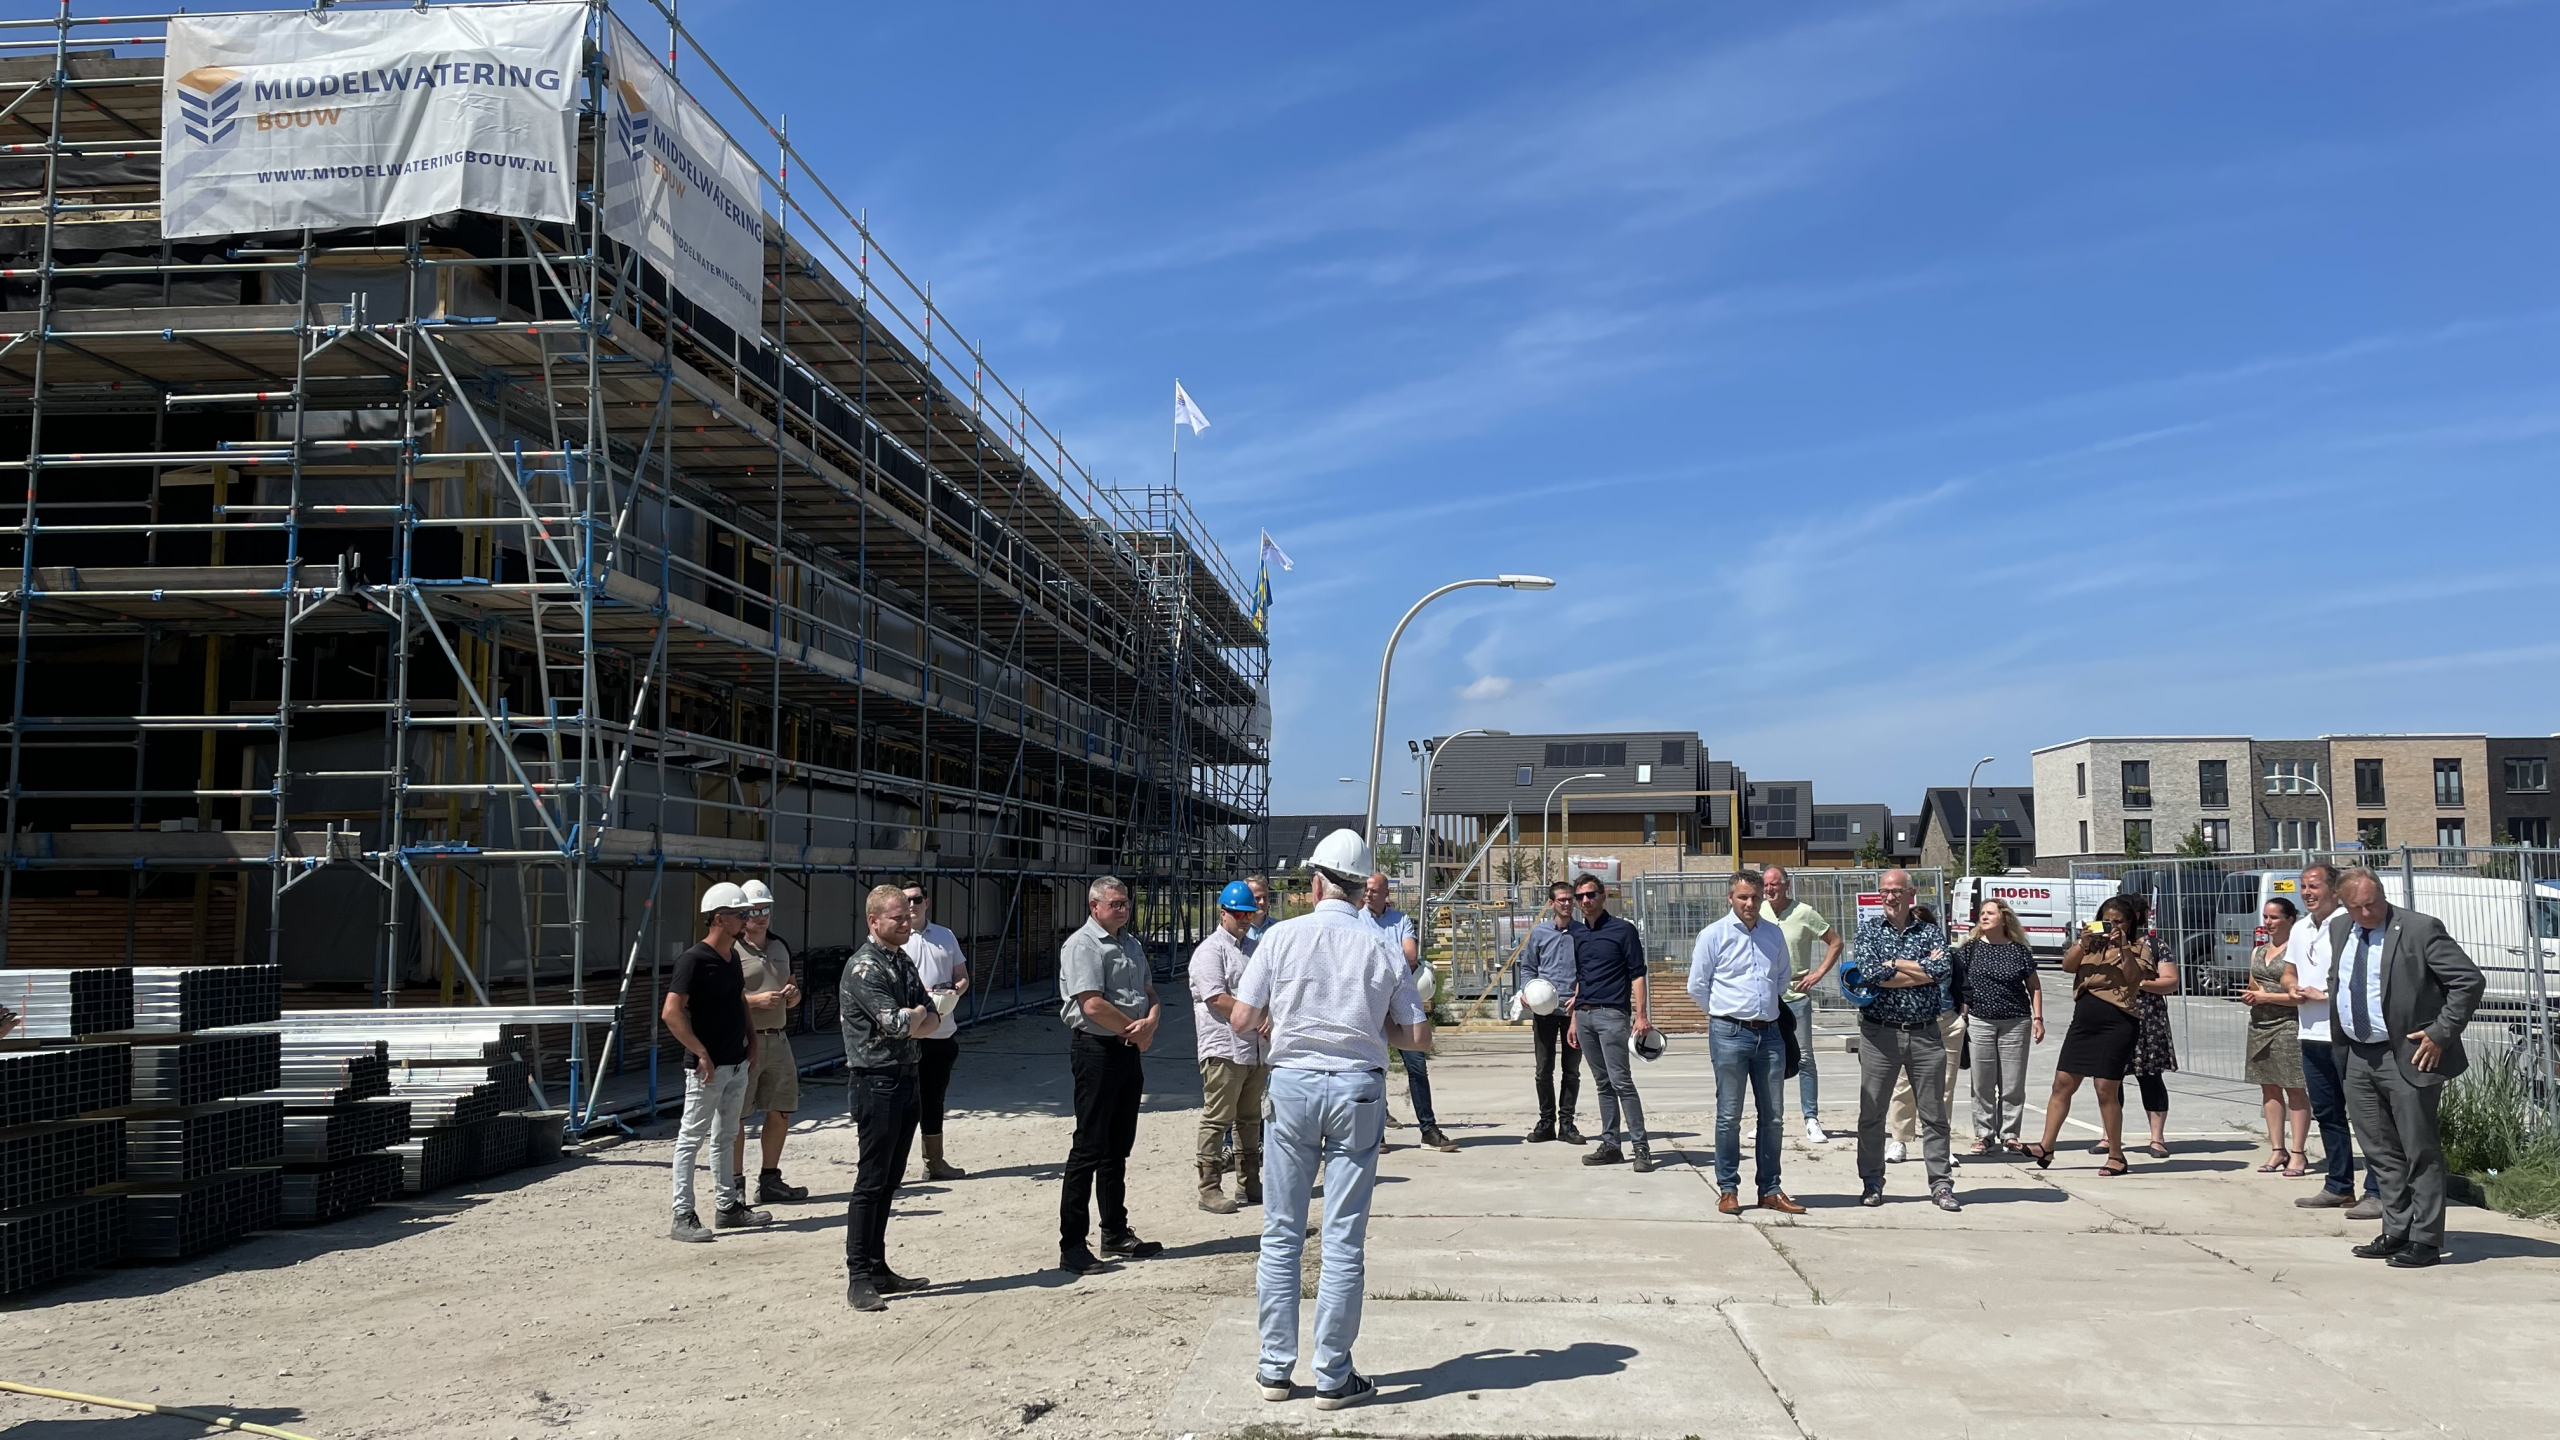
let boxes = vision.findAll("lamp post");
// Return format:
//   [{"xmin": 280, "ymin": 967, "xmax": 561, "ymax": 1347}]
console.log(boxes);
[
  {"xmin": 2297, "ymin": 775, "xmax": 2338, "ymax": 856},
  {"xmin": 1412, "ymin": 728, "xmax": 1508, "ymax": 962},
  {"xmin": 1964, "ymin": 755, "xmax": 1995, "ymax": 878},
  {"xmin": 1542, "ymin": 772, "xmax": 1606, "ymax": 886},
  {"xmin": 1362, "ymin": 575, "xmax": 1556, "ymax": 841}
]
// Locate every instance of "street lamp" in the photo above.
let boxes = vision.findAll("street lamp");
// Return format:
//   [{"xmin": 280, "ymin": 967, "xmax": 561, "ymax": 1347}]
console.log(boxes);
[
  {"xmin": 1362, "ymin": 575, "xmax": 1556, "ymax": 840},
  {"xmin": 1964, "ymin": 756, "xmax": 1994, "ymax": 878},
  {"xmin": 1542, "ymin": 772, "xmax": 1607, "ymax": 886},
  {"xmin": 1412, "ymin": 728, "xmax": 1509, "ymax": 959},
  {"xmin": 2297, "ymin": 775, "xmax": 2338, "ymax": 857}
]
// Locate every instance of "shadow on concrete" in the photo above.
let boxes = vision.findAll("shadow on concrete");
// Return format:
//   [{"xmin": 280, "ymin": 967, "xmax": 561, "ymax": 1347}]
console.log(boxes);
[
  {"xmin": 1949, "ymin": 1186, "xmax": 2070, "ymax": 1205},
  {"xmin": 1145, "ymin": 1233, "xmax": 1260, "ymax": 1262},
  {"xmin": 2450, "ymin": 1230, "xmax": 2560, "ymax": 1264},
  {"xmin": 1, "ymin": 1407, "xmax": 309, "ymax": 1438},
  {"xmin": 1375, "ymin": 1342, "xmax": 1639, "ymax": 1404}
]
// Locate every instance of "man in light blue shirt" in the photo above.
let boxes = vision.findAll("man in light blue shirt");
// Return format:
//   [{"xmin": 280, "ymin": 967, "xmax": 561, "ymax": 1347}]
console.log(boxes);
[
  {"xmin": 1235, "ymin": 834, "xmax": 1430, "ymax": 1411},
  {"xmin": 1518, "ymin": 881, "xmax": 1584, "ymax": 1144},
  {"xmin": 1363, "ymin": 872, "xmax": 1454, "ymax": 1152},
  {"xmin": 1686, "ymin": 871, "xmax": 1803, "ymax": 1214}
]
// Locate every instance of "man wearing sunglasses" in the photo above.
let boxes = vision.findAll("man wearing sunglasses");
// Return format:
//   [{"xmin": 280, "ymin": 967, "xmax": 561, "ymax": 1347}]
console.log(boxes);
[{"xmin": 1567, "ymin": 874, "xmax": 1657, "ymax": 1172}]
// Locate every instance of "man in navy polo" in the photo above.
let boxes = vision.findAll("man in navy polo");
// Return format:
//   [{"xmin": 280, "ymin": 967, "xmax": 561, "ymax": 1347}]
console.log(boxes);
[{"xmin": 1566, "ymin": 873, "xmax": 1657, "ymax": 1172}]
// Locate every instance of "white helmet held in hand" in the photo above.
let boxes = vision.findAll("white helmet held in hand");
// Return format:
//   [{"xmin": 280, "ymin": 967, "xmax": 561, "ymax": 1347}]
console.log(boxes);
[
  {"xmin": 738, "ymin": 878, "xmax": 775, "ymax": 909},
  {"xmin": 1519, "ymin": 977, "xmax": 1560, "ymax": 1016},
  {"xmin": 1412, "ymin": 963, "xmax": 1438, "ymax": 1003},
  {"xmin": 699, "ymin": 881, "xmax": 749, "ymax": 914}
]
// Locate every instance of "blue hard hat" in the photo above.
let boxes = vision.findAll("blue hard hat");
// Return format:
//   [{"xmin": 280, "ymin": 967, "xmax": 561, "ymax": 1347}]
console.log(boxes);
[{"xmin": 1218, "ymin": 880, "xmax": 1260, "ymax": 913}]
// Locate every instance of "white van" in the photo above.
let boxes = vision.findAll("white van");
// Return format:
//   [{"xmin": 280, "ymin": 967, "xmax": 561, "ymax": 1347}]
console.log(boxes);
[
  {"xmin": 2220, "ymin": 868, "xmax": 2560, "ymax": 1003},
  {"xmin": 1948, "ymin": 875, "xmax": 2122, "ymax": 953}
]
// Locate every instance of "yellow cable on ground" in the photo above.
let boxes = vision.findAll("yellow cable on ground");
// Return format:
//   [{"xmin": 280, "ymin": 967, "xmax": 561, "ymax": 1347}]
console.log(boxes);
[{"xmin": 0, "ymin": 1379, "xmax": 324, "ymax": 1440}]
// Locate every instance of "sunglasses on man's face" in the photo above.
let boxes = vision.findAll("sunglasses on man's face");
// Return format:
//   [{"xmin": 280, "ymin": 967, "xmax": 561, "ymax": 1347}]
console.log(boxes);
[
  {"xmin": 903, "ymin": 894, "xmax": 927, "ymax": 905},
  {"xmin": 1574, "ymin": 891, "xmax": 1602, "ymax": 902}
]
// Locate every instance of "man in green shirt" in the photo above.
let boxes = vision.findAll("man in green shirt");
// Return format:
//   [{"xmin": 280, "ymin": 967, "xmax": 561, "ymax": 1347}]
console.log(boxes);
[{"xmin": 1764, "ymin": 866, "xmax": 1844, "ymax": 1143}]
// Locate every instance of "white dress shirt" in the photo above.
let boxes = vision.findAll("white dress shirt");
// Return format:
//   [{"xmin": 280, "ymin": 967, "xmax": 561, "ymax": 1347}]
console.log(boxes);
[
  {"xmin": 2288, "ymin": 911, "xmax": 2338, "ymax": 1043},
  {"xmin": 1686, "ymin": 912, "xmax": 1790, "ymax": 1022},
  {"xmin": 1236, "ymin": 898, "xmax": 1426, "ymax": 1072}
]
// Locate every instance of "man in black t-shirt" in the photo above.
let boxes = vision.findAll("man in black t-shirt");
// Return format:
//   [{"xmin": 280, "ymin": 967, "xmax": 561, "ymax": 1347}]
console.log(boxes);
[{"xmin": 664, "ymin": 882, "xmax": 769, "ymax": 1242}]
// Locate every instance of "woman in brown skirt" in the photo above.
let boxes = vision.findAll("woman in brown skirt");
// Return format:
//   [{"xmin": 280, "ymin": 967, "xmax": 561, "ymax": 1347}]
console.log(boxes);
[
  {"xmin": 2238, "ymin": 897, "xmax": 2311, "ymax": 1176},
  {"xmin": 2019, "ymin": 895, "xmax": 2171, "ymax": 1175}
]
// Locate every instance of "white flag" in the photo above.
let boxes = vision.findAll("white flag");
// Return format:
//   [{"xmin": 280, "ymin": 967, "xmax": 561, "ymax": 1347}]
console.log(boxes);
[
  {"xmin": 1259, "ymin": 530, "xmax": 1294, "ymax": 572},
  {"xmin": 1173, "ymin": 381, "xmax": 1211, "ymax": 435}
]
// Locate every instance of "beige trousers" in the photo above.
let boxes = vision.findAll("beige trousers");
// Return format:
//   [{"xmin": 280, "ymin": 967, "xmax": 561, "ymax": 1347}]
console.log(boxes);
[{"xmin": 1198, "ymin": 1057, "xmax": 1269, "ymax": 1166}]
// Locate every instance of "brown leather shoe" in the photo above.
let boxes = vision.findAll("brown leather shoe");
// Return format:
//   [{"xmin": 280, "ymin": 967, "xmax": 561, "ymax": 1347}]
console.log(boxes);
[
  {"xmin": 1758, "ymin": 1191, "xmax": 1808, "ymax": 1215},
  {"xmin": 1716, "ymin": 1191, "xmax": 1742, "ymax": 1216}
]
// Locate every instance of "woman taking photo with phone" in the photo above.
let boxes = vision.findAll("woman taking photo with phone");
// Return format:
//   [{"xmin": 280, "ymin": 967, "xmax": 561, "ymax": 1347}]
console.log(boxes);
[
  {"xmin": 2238, "ymin": 896, "xmax": 2312, "ymax": 1175},
  {"xmin": 1955, "ymin": 897, "xmax": 2042, "ymax": 1154},
  {"xmin": 2018, "ymin": 895, "xmax": 2170, "ymax": 1175}
]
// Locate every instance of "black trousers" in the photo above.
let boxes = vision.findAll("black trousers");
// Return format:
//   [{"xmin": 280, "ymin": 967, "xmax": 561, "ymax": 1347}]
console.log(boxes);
[
  {"xmin": 844, "ymin": 1065, "xmax": 919, "ymax": 1276},
  {"xmin": 917, "ymin": 1037, "xmax": 960, "ymax": 1138},
  {"xmin": 1060, "ymin": 1030, "xmax": 1144, "ymax": 1247},
  {"xmin": 1532, "ymin": 1011, "xmax": 1581, "ymax": 1123}
]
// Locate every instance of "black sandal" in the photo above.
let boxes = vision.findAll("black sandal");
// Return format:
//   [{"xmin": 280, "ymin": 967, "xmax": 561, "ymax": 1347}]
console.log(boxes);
[
  {"xmin": 2096, "ymin": 1154, "xmax": 2131, "ymax": 1177},
  {"xmin": 2016, "ymin": 1142, "xmax": 2055, "ymax": 1169}
]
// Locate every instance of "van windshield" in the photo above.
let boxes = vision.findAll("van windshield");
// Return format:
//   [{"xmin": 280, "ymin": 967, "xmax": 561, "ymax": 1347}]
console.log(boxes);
[{"xmin": 2537, "ymin": 897, "xmax": 2560, "ymax": 941}]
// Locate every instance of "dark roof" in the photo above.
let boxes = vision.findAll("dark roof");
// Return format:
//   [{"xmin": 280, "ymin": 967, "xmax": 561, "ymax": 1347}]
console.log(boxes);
[
  {"xmin": 1808, "ymin": 801, "xmax": 1892, "ymax": 854},
  {"xmin": 1422, "ymin": 731, "xmax": 1709, "ymax": 818},
  {"xmin": 1263, "ymin": 814, "xmax": 1416, "ymax": 870},
  {"xmin": 1916, "ymin": 787, "xmax": 2034, "ymax": 845}
]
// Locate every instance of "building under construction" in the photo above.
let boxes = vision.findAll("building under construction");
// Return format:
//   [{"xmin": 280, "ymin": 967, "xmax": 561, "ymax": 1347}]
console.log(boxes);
[{"xmin": 0, "ymin": 4, "xmax": 1271, "ymax": 1109}]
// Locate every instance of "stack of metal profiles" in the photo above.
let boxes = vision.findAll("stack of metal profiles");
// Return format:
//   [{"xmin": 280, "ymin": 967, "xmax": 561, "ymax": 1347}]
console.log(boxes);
[
  {"xmin": 0, "ymin": 969, "xmax": 135, "ymax": 1037},
  {"xmin": 261, "ymin": 1037, "xmax": 393, "ymax": 1109},
  {"xmin": 112, "ymin": 1166, "xmax": 282, "ymax": 1261},
  {"xmin": 518, "ymin": 1109, "xmax": 570, "ymax": 1166},
  {"xmin": 0, "ymin": 1118, "xmax": 126, "ymax": 1215},
  {"xmin": 385, "ymin": 1127, "xmax": 465, "ymax": 1194},
  {"xmin": 128, "ymin": 1033, "xmax": 283, "ymax": 1108},
  {"xmin": 278, "ymin": 1152, "xmax": 403, "ymax": 1225},
  {"xmin": 395, "ymin": 1060, "xmax": 529, "ymax": 1131},
  {"xmin": 463, "ymin": 1112, "xmax": 529, "ymax": 1179},
  {"xmin": 0, "ymin": 1193, "xmax": 125, "ymax": 1295},
  {"xmin": 119, "ymin": 1100, "xmax": 284, "ymax": 1182},
  {"xmin": 130, "ymin": 966, "xmax": 282, "ymax": 1033},
  {"xmin": 0, "ymin": 1043, "xmax": 132, "ymax": 1129},
  {"xmin": 278, "ymin": 1099, "xmax": 410, "ymax": 1165}
]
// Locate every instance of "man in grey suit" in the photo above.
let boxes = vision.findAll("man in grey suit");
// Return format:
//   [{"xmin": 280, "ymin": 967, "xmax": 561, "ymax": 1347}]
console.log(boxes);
[{"xmin": 2325, "ymin": 868, "xmax": 2485, "ymax": 1269}]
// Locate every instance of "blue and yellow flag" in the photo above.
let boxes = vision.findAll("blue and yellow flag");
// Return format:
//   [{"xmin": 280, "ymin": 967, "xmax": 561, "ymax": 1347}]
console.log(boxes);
[{"xmin": 1252, "ymin": 530, "xmax": 1291, "ymax": 634}]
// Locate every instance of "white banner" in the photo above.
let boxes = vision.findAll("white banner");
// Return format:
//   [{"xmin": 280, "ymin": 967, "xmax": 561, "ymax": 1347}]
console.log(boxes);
[
  {"xmin": 161, "ymin": 4, "xmax": 582, "ymax": 240},
  {"xmin": 600, "ymin": 17, "xmax": 768, "ymax": 338}
]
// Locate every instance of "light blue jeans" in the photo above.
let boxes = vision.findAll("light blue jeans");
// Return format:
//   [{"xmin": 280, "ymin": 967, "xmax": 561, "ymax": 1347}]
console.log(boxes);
[
  {"xmin": 1709, "ymin": 1017, "xmax": 1786, "ymax": 1198},
  {"xmin": 1257, "ymin": 1066, "xmax": 1386, "ymax": 1390},
  {"xmin": 1786, "ymin": 994, "xmax": 1820, "ymax": 1120}
]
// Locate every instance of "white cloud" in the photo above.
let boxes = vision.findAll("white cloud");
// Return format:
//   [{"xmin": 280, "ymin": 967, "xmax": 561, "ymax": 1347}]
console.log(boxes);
[{"xmin": 1459, "ymin": 674, "xmax": 1514, "ymax": 701}]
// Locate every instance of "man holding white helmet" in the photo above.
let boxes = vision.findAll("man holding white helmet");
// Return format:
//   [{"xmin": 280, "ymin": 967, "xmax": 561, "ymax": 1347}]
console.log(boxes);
[
  {"xmin": 662, "ymin": 881, "xmax": 769, "ymax": 1242},
  {"xmin": 1363, "ymin": 872, "xmax": 1455, "ymax": 1153},
  {"xmin": 839, "ymin": 883, "xmax": 944, "ymax": 1310},
  {"xmin": 1519, "ymin": 881, "xmax": 1584, "ymax": 1144},
  {"xmin": 1232, "ymin": 828, "xmax": 1429, "ymax": 1411},
  {"xmin": 731, "ymin": 878, "xmax": 808, "ymax": 1205},
  {"xmin": 1190, "ymin": 880, "xmax": 1269, "ymax": 1214}
]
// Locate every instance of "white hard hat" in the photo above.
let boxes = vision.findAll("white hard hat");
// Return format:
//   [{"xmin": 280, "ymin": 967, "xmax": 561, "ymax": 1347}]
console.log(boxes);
[
  {"xmin": 1520, "ymin": 977, "xmax": 1560, "ymax": 1015},
  {"xmin": 1306, "ymin": 828, "xmax": 1374, "ymax": 881},
  {"xmin": 738, "ymin": 879, "xmax": 775, "ymax": 908},
  {"xmin": 700, "ymin": 881, "xmax": 750, "ymax": 914},
  {"xmin": 1413, "ymin": 964, "xmax": 1438, "ymax": 1003},
  {"xmin": 931, "ymin": 989, "xmax": 959, "ymax": 1015},
  {"xmin": 1635, "ymin": 1028, "xmax": 1668, "ymax": 1062}
]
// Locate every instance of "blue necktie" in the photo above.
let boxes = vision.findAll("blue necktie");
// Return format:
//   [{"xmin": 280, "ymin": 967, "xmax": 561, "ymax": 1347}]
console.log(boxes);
[{"xmin": 2348, "ymin": 930, "xmax": 2374, "ymax": 1041}]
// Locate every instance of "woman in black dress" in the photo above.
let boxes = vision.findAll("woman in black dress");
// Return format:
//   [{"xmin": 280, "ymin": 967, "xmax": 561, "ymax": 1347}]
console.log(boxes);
[{"xmin": 2019, "ymin": 895, "xmax": 2170, "ymax": 1175}]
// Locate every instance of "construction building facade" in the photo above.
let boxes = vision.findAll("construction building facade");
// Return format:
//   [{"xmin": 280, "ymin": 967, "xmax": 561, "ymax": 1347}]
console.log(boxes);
[{"xmin": 0, "ymin": 3, "xmax": 1269, "ymax": 1114}]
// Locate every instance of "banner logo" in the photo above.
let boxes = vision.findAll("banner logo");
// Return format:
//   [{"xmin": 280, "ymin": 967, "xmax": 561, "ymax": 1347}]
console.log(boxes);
[
  {"xmin": 611, "ymin": 79, "xmax": 651, "ymax": 163},
  {"xmin": 176, "ymin": 66, "xmax": 244, "ymax": 147}
]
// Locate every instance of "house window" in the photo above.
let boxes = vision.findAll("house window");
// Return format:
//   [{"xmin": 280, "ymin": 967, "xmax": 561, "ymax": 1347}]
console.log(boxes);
[
  {"xmin": 1751, "ymin": 786, "xmax": 1800, "ymax": 838},
  {"xmin": 2354, "ymin": 759, "xmax": 2384, "ymax": 806},
  {"xmin": 1304, "ymin": 824, "xmax": 1321, "ymax": 839},
  {"xmin": 2357, "ymin": 818, "xmax": 2388, "ymax": 849},
  {"xmin": 1515, "ymin": 766, "xmax": 1533, "ymax": 786},
  {"xmin": 1642, "ymin": 813, "xmax": 1658, "ymax": 844},
  {"xmin": 2201, "ymin": 818, "xmax": 2230, "ymax": 852},
  {"xmin": 2075, "ymin": 762, "xmax": 2086, "ymax": 797},
  {"xmin": 2263, "ymin": 758, "xmax": 2321, "ymax": 795},
  {"xmin": 2121, "ymin": 761, "xmax": 2152, "ymax": 809},
  {"xmin": 2505, "ymin": 756, "xmax": 2548, "ymax": 793},
  {"xmin": 1814, "ymin": 812, "xmax": 1848, "ymax": 843},
  {"xmin": 2198, "ymin": 760, "xmax": 2228, "ymax": 809},
  {"xmin": 2437, "ymin": 819, "xmax": 2467, "ymax": 851},
  {"xmin": 2078, "ymin": 819, "xmax": 2089, "ymax": 852},
  {"xmin": 2269, "ymin": 818, "xmax": 2323, "ymax": 850},
  {"xmin": 2123, "ymin": 819, "xmax": 2152, "ymax": 855},
  {"xmin": 2434, "ymin": 759, "xmax": 2464, "ymax": 808},
  {"xmin": 1543, "ymin": 742, "xmax": 1626, "ymax": 767},
  {"xmin": 1850, "ymin": 820, "xmax": 1863, "ymax": 834},
  {"xmin": 1636, "ymin": 764, "xmax": 1653, "ymax": 784},
  {"xmin": 1661, "ymin": 739, "xmax": 1686, "ymax": 765},
  {"xmin": 2510, "ymin": 816, "xmax": 2552, "ymax": 847}
]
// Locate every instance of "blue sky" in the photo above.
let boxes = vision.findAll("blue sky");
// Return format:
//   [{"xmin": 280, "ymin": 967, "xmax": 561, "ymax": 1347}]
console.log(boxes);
[{"xmin": 673, "ymin": 0, "xmax": 2560, "ymax": 821}]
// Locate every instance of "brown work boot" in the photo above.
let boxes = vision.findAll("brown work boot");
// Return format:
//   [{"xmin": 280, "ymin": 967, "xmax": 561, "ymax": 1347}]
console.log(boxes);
[
  {"xmin": 1237, "ymin": 1150, "xmax": 1264, "ymax": 1206},
  {"xmin": 922, "ymin": 1135, "xmax": 966, "ymax": 1182},
  {"xmin": 1716, "ymin": 1191, "xmax": 1742, "ymax": 1216},
  {"xmin": 1198, "ymin": 1161, "xmax": 1239, "ymax": 1215}
]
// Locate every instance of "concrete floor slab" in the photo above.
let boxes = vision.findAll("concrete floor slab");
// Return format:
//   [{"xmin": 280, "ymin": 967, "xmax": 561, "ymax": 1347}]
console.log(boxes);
[
  {"xmin": 1766, "ymin": 1225, "xmax": 2247, "ymax": 1307},
  {"xmin": 1157, "ymin": 1298, "xmax": 1800, "ymax": 1440},
  {"xmin": 1357, "ymin": 1215, "xmax": 1809, "ymax": 1304}
]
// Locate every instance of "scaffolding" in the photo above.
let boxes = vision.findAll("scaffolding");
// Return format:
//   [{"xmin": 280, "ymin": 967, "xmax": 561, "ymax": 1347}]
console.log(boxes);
[{"xmin": 0, "ymin": 1, "xmax": 1271, "ymax": 1124}]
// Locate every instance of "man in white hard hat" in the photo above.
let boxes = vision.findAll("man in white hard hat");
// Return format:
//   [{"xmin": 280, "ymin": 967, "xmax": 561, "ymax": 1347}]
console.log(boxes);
[
  {"xmin": 1233, "ymin": 828, "xmax": 1429, "ymax": 1412},
  {"xmin": 899, "ymin": 880, "xmax": 971, "ymax": 1182},
  {"xmin": 1363, "ymin": 872, "xmax": 1455, "ymax": 1153},
  {"xmin": 730, "ymin": 879, "xmax": 808, "ymax": 1205},
  {"xmin": 840, "ymin": 884, "xmax": 944, "ymax": 1310},
  {"xmin": 1057, "ymin": 875, "xmax": 1165, "ymax": 1275},
  {"xmin": 662, "ymin": 881, "xmax": 770, "ymax": 1242},
  {"xmin": 1520, "ymin": 880, "xmax": 1584, "ymax": 1144}
]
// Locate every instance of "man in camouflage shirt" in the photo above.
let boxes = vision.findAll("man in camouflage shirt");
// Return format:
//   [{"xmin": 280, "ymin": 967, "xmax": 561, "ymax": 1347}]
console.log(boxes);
[{"xmin": 838, "ymin": 884, "xmax": 944, "ymax": 1311}]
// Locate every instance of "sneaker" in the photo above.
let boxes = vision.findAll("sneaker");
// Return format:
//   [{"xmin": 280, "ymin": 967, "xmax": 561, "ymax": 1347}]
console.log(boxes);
[
  {"xmin": 1313, "ymin": 1373, "xmax": 1375, "ymax": 1412},
  {"xmin": 1859, "ymin": 1186, "xmax": 1885, "ymax": 1208},
  {"xmin": 1558, "ymin": 1121, "xmax": 1587, "ymax": 1145},
  {"xmin": 669, "ymin": 1210, "xmax": 714, "ymax": 1243},
  {"xmin": 757, "ymin": 1170, "xmax": 809, "ymax": 1203},
  {"xmin": 1630, "ymin": 1148, "xmax": 1657, "ymax": 1174},
  {"xmin": 1529, "ymin": 1120, "xmax": 1557, "ymax": 1143},
  {"xmin": 1930, "ymin": 1184, "xmax": 1962, "ymax": 1213},
  {"xmin": 1100, "ymin": 1230, "xmax": 1164, "ymax": 1259},
  {"xmin": 1803, "ymin": 1119, "xmax": 1829, "ymax": 1145},
  {"xmin": 871, "ymin": 1268, "xmax": 932, "ymax": 1294},
  {"xmin": 1884, "ymin": 1139, "xmax": 1908, "ymax": 1163},
  {"xmin": 2295, "ymin": 1190, "xmax": 2354, "ymax": 1209},
  {"xmin": 1582, "ymin": 1144, "xmax": 1626, "ymax": 1167},
  {"xmin": 844, "ymin": 1275, "xmax": 887, "ymax": 1311},
  {"xmin": 714, "ymin": 1201, "xmax": 772, "ymax": 1229},
  {"xmin": 1256, "ymin": 1368, "xmax": 1294, "ymax": 1402},
  {"xmin": 2345, "ymin": 1195, "xmax": 2385, "ymax": 1221},
  {"xmin": 1058, "ymin": 1245, "xmax": 1114, "ymax": 1276},
  {"xmin": 1420, "ymin": 1127, "xmax": 1459, "ymax": 1153}
]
